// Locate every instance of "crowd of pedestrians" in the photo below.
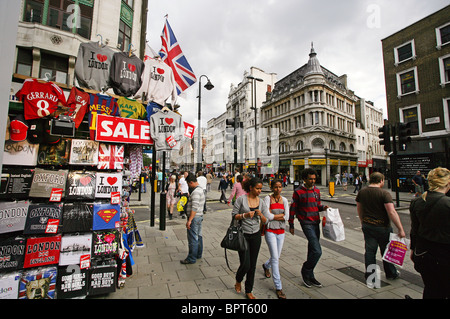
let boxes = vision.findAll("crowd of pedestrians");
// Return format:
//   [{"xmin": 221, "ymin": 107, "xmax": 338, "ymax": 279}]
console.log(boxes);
[{"xmin": 148, "ymin": 166, "xmax": 449, "ymax": 300}]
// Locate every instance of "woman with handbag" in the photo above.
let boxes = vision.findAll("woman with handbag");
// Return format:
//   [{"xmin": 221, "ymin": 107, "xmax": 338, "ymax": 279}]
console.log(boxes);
[
  {"xmin": 410, "ymin": 167, "xmax": 450, "ymax": 299},
  {"xmin": 261, "ymin": 179, "xmax": 289, "ymax": 299},
  {"xmin": 232, "ymin": 177, "xmax": 270, "ymax": 299}
]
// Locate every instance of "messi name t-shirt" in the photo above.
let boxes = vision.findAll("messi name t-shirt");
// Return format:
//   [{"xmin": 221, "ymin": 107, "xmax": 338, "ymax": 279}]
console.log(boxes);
[{"xmin": 88, "ymin": 94, "xmax": 120, "ymax": 140}]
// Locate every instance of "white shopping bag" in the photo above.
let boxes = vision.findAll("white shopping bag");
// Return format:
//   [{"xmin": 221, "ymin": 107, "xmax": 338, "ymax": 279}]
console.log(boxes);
[
  {"xmin": 382, "ymin": 233, "xmax": 410, "ymax": 268},
  {"xmin": 322, "ymin": 208, "xmax": 345, "ymax": 242}
]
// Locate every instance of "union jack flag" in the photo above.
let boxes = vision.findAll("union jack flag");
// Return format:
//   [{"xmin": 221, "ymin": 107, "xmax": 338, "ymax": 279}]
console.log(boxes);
[{"xmin": 159, "ymin": 19, "xmax": 197, "ymax": 95}]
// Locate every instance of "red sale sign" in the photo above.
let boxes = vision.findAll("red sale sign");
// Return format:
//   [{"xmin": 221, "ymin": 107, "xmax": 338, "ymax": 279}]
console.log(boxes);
[
  {"xmin": 183, "ymin": 122, "xmax": 195, "ymax": 139},
  {"xmin": 95, "ymin": 115, "xmax": 153, "ymax": 145}
]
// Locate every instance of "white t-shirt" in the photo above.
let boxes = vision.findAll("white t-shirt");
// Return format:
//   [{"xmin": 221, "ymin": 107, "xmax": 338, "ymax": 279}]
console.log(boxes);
[
  {"xmin": 197, "ymin": 176, "xmax": 207, "ymax": 191},
  {"xmin": 179, "ymin": 177, "xmax": 188, "ymax": 194}
]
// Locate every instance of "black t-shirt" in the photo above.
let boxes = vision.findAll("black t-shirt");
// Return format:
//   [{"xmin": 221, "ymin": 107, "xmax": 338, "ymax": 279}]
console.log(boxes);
[{"xmin": 355, "ymin": 186, "xmax": 393, "ymax": 227}]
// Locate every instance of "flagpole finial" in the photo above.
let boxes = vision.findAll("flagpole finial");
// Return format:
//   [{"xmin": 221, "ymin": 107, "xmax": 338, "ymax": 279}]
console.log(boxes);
[{"xmin": 164, "ymin": 14, "xmax": 168, "ymax": 19}]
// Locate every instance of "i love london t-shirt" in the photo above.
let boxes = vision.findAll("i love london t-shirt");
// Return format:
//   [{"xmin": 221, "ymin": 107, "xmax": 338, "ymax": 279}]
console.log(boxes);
[
  {"xmin": 74, "ymin": 41, "xmax": 114, "ymax": 91},
  {"xmin": 109, "ymin": 52, "xmax": 145, "ymax": 97},
  {"xmin": 88, "ymin": 94, "xmax": 120, "ymax": 140},
  {"xmin": 150, "ymin": 109, "xmax": 183, "ymax": 151},
  {"xmin": 16, "ymin": 79, "xmax": 67, "ymax": 120}
]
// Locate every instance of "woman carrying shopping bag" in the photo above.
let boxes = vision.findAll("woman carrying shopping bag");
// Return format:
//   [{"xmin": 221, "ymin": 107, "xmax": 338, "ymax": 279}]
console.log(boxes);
[{"xmin": 262, "ymin": 179, "xmax": 290, "ymax": 299}]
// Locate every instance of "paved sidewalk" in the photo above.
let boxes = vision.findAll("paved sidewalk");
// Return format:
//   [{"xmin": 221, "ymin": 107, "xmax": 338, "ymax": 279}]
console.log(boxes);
[{"xmin": 94, "ymin": 179, "xmax": 424, "ymax": 300}]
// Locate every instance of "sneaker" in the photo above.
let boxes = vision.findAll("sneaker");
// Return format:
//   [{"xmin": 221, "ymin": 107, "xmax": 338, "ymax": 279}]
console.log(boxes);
[
  {"xmin": 309, "ymin": 277, "xmax": 322, "ymax": 288},
  {"xmin": 302, "ymin": 277, "xmax": 312, "ymax": 288}
]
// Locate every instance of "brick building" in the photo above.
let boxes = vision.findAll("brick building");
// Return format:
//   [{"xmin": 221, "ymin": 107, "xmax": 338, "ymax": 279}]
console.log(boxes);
[{"xmin": 381, "ymin": 5, "xmax": 450, "ymax": 189}]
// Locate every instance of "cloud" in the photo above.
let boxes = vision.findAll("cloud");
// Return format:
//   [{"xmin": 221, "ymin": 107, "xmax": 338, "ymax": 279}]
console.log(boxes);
[{"xmin": 146, "ymin": 0, "xmax": 449, "ymax": 125}]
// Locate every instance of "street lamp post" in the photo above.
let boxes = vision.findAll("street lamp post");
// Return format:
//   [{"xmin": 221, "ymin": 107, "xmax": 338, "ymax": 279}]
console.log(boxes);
[
  {"xmin": 247, "ymin": 75, "xmax": 263, "ymax": 174},
  {"xmin": 197, "ymin": 75, "xmax": 214, "ymax": 173}
]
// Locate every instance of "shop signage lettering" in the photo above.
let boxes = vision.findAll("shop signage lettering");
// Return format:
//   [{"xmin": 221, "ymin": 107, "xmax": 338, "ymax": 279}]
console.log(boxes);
[{"xmin": 96, "ymin": 115, "xmax": 152, "ymax": 144}]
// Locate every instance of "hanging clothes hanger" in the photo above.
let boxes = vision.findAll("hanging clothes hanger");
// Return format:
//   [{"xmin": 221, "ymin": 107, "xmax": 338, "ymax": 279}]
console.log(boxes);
[
  {"xmin": 128, "ymin": 44, "xmax": 134, "ymax": 57},
  {"xmin": 37, "ymin": 72, "xmax": 54, "ymax": 82},
  {"xmin": 96, "ymin": 34, "xmax": 103, "ymax": 47}
]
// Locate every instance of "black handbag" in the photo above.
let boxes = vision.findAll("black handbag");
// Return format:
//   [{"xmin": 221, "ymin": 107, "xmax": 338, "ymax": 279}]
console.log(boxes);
[
  {"xmin": 221, "ymin": 217, "xmax": 247, "ymax": 252},
  {"xmin": 221, "ymin": 216, "xmax": 247, "ymax": 273}
]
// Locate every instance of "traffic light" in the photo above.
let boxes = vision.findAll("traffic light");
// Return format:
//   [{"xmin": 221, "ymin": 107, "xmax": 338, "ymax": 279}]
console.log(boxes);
[
  {"xmin": 226, "ymin": 118, "xmax": 237, "ymax": 128},
  {"xmin": 378, "ymin": 124, "xmax": 391, "ymax": 152},
  {"xmin": 397, "ymin": 122, "xmax": 412, "ymax": 145}
]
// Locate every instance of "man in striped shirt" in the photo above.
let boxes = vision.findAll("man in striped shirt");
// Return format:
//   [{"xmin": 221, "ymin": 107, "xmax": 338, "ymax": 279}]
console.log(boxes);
[
  {"xmin": 180, "ymin": 173, "xmax": 206, "ymax": 264},
  {"xmin": 289, "ymin": 168, "xmax": 329, "ymax": 288}
]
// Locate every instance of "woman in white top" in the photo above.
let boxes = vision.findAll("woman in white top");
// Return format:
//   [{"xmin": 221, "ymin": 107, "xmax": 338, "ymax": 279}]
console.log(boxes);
[{"xmin": 262, "ymin": 179, "xmax": 290, "ymax": 299}]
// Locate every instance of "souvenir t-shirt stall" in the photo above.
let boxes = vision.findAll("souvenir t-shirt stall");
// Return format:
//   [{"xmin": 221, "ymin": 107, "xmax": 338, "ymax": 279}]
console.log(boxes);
[{"xmin": 0, "ymin": 41, "xmax": 161, "ymax": 299}]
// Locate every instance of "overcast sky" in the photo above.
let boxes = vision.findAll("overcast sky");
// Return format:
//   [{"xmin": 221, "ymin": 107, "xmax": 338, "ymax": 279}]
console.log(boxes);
[{"xmin": 145, "ymin": 0, "xmax": 449, "ymax": 127}]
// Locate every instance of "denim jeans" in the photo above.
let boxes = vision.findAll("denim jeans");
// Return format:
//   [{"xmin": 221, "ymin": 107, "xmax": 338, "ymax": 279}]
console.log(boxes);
[
  {"xmin": 361, "ymin": 223, "xmax": 398, "ymax": 279},
  {"xmin": 186, "ymin": 216, "xmax": 203, "ymax": 263},
  {"xmin": 264, "ymin": 231, "xmax": 285, "ymax": 290},
  {"xmin": 300, "ymin": 223, "xmax": 322, "ymax": 279}
]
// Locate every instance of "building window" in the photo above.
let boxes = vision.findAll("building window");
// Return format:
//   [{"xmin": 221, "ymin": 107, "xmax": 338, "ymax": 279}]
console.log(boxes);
[
  {"xmin": 39, "ymin": 52, "xmax": 69, "ymax": 84},
  {"xmin": 339, "ymin": 142, "xmax": 346, "ymax": 152},
  {"xmin": 436, "ymin": 22, "xmax": 450, "ymax": 49},
  {"xmin": 396, "ymin": 67, "xmax": 419, "ymax": 97},
  {"xmin": 23, "ymin": 0, "xmax": 93, "ymax": 39},
  {"xmin": 399, "ymin": 105, "xmax": 421, "ymax": 135},
  {"xmin": 296, "ymin": 141, "xmax": 304, "ymax": 151},
  {"xmin": 24, "ymin": 0, "xmax": 44, "ymax": 23},
  {"xmin": 444, "ymin": 98, "xmax": 450, "ymax": 130},
  {"xmin": 16, "ymin": 48, "xmax": 33, "ymax": 76},
  {"xmin": 118, "ymin": 20, "xmax": 132, "ymax": 51},
  {"xmin": 438, "ymin": 54, "xmax": 450, "ymax": 86},
  {"xmin": 394, "ymin": 40, "xmax": 415, "ymax": 65},
  {"xmin": 329, "ymin": 140, "xmax": 336, "ymax": 151}
]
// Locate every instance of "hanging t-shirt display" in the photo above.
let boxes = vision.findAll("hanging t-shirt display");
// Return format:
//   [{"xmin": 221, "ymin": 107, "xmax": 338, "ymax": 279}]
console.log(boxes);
[
  {"xmin": 66, "ymin": 86, "xmax": 90, "ymax": 128},
  {"xmin": 87, "ymin": 262, "xmax": 116, "ymax": 296},
  {"xmin": 95, "ymin": 172, "xmax": 122, "ymax": 199},
  {"xmin": 0, "ymin": 272, "xmax": 21, "ymax": 299},
  {"xmin": 134, "ymin": 57, "xmax": 177, "ymax": 106},
  {"xmin": 0, "ymin": 168, "xmax": 34, "ymax": 200},
  {"xmin": 69, "ymin": 139, "xmax": 99, "ymax": 165},
  {"xmin": 117, "ymin": 96, "xmax": 147, "ymax": 119},
  {"xmin": 37, "ymin": 139, "xmax": 71, "ymax": 166},
  {"xmin": 74, "ymin": 41, "xmax": 114, "ymax": 92},
  {"xmin": 88, "ymin": 93, "xmax": 120, "ymax": 140},
  {"xmin": 18, "ymin": 266, "xmax": 57, "ymax": 299},
  {"xmin": 93, "ymin": 203, "xmax": 120, "ymax": 230},
  {"xmin": 59, "ymin": 233, "xmax": 92, "ymax": 266},
  {"xmin": 15, "ymin": 78, "xmax": 67, "ymax": 120},
  {"xmin": 66, "ymin": 171, "xmax": 96, "ymax": 200},
  {"xmin": 23, "ymin": 236, "xmax": 61, "ymax": 269},
  {"xmin": 0, "ymin": 201, "xmax": 29, "ymax": 234},
  {"xmin": 92, "ymin": 229, "xmax": 119, "ymax": 257},
  {"xmin": 0, "ymin": 237, "xmax": 26, "ymax": 271},
  {"xmin": 150, "ymin": 109, "xmax": 183, "ymax": 151},
  {"xmin": 23, "ymin": 203, "xmax": 63, "ymax": 235},
  {"xmin": 97, "ymin": 144, "xmax": 124, "ymax": 170},
  {"xmin": 28, "ymin": 168, "xmax": 68, "ymax": 199},
  {"xmin": 109, "ymin": 52, "xmax": 145, "ymax": 97},
  {"xmin": 56, "ymin": 266, "xmax": 88, "ymax": 299},
  {"xmin": 62, "ymin": 202, "xmax": 94, "ymax": 233}
]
